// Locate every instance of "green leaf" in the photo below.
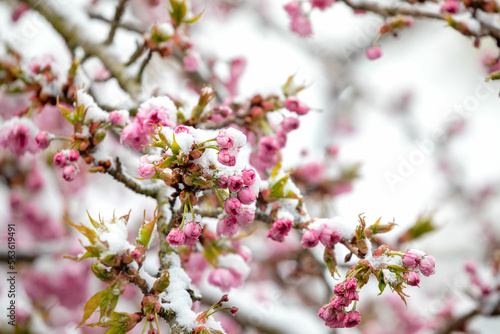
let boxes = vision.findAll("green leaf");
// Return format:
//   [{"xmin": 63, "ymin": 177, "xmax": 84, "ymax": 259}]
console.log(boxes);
[
  {"xmin": 183, "ymin": 9, "xmax": 204, "ymax": 24},
  {"xmin": 137, "ymin": 210, "xmax": 160, "ymax": 248},
  {"xmin": 169, "ymin": 0, "xmax": 187, "ymax": 25},
  {"xmin": 65, "ymin": 217, "xmax": 99, "ymax": 244},
  {"xmin": 79, "ymin": 290, "xmax": 107, "ymax": 326},
  {"xmin": 270, "ymin": 172, "xmax": 291, "ymax": 198},
  {"xmin": 57, "ymin": 98, "xmax": 74, "ymax": 124},
  {"xmin": 377, "ymin": 271, "xmax": 386, "ymax": 295}
]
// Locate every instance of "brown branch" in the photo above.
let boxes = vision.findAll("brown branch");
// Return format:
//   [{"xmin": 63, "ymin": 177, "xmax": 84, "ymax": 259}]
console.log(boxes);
[
  {"xmin": 89, "ymin": 12, "xmax": 143, "ymax": 34},
  {"xmin": 104, "ymin": 0, "xmax": 129, "ymax": 45},
  {"xmin": 105, "ymin": 158, "xmax": 160, "ymax": 198},
  {"xmin": 20, "ymin": 0, "xmax": 142, "ymax": 100}
]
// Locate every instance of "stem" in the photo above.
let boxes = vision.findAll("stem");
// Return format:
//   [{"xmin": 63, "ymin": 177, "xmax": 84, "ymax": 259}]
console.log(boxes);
[{"xmin": 104, "ymin": 0, "xmax": 129, "ymax": 45}]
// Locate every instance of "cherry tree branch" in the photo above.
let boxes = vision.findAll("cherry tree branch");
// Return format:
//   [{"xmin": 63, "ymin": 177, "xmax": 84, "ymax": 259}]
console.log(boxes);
[
  {"xmin": 20, "ymin": 0, "xmax": 142, "ymax": 100},
  {"xmin": 104, "ymin": 0, "xmax": 129, "ymax": 45},
  {"xmin": 106, "ymin": 158, "xmax": 160, "ymax": 198}
]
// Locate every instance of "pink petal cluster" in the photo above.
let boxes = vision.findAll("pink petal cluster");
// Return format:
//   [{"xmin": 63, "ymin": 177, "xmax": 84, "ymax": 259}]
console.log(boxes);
[
  {"xmin": 284, "ymin": 97, "xmax": 310, "ymax": 115},
  {"xmin": 0, "ymin": 121, "xmax": 41, "ymax": 156},
  {"xmin": 225, "ymin": 57, "xmax": 247, "ymax": 97},
  {"xmin": 217, "ymin": 129, "xmax": 246, "ymax": 167},
  {"xmin": 267, "ymin": 218, "xmax": 294, "ymax": 242},
  {"xmin": 53, "ymin": 150, "xmax": 80, "ymax": 181},
  {"xmin": 310, "ymin": 0, "xmax": 335, "ymax": 11},
  {"xmin": 301, "ymin": 223, "xmax": 342, "ymax": 248},
  {"xmin": 440, "ymin": 0, "xmax": 459, "ymax": 13},
  {"xmin": 166, "ymin": 222, "xmax": 203, "ymax": 246},
  {"xmin": 402, "ymin": 251, "xmax": 436, "ymax": 277},
  {"xmin": 121, "ymin": 97, "xmax": 176, "ymax": 151},
  {"xmin": 319, "ymin": 278, "xmax": 360, "ymax": 328},
  {"xmin": 284, "ymin": 1, "xmax": 313, "ymax": 37},
  {"xmin": 208, "ymin": 268, "xmax": 244, "ymax": 292}
]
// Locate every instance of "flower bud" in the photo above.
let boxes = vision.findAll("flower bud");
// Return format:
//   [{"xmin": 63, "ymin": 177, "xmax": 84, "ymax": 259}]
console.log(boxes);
[
  {"xmin": 241, "ymin": 169, "xmax": 256, "ymax": 186},
  {"xmin": 68, "ymin": 149, "xmax": 80, "ymax": 161},
  {"xmin": 218, "ymin": 149, "xmax": 237, "ymax": 166},
  {"xmin": 138, "ymin": 163, "xmax": 156, "ymax": 179},
  {"xmin": 184, "ymin": 221, "xmax": 202, "ymax": 239},
  {"xmin": 166, "ymin": 228, "xmax": 185, "ymax": 246},
  {"xmin": 366, "ymin": 46, "xmax": 382, "ymax": 60},
  {"xmin": 344, "ymin": 311, "xmax": 361, "ymax": 328},
  {"xmin": 301, "ymin": 229, "xmax": 319, "ymax": 248},
  {"xmin": 35, "ymin": 131, "xmax": 51, "ymax": 149},
  {"xmin": 62, "ymin": 165, "xmax": 78, "ymax": 181},
  {"xmin": 237, "ymin": 187, "xmax": 257, "ymax": 205},
  {"xmin": 319, "ymin": 226, "xmax": 342, "ymax": 247},
  {"xmin": 419, "ymin": 255, "xmax": 436, "ymax": 277},
  {"xmin": 284, "ymin": 97, "xmax": 309, "ymax": 115},
  {"xmin": 402, "ymin": 252, "xmax": 420, "ymax": 269},
  {"xmin": 224, "ymin": 198, "xmax": 242, "ymax": 216},
  {"xmin": 404, "ymin": 271, "xmax": 420, "ymax": 287},
  {"xmin": 53, "ymin": 152, "xmax": 67, "ymax": 167},
  {"xmin": 228, "ymin": 175, "xmax": 244, "ymax": 192}
]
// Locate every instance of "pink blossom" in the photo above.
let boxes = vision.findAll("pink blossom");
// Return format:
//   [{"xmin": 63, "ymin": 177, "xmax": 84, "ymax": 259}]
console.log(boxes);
[
  {"xmin": 5, "ymin": 123, "xmax": 33, "ymax": 156},
  {"xmin": 366, "ymin": 46, "xmax": 382, "ymax": 60},
  {"xmin": 53, "ymin": 152, "xmax": 67, "ymax": 167},
  {"xmin": 237, "ymin": 187, "xmax": 257, "ymax": 205},
  {"xmin": 326, "ymin": 144, "xmax": 339, "ymax": 156},
  {"xmin": 267, "ymin": 219, "xmax": 294, "ymax": 242},
  {"xmin": 219, "ymin": 175, "xmax": 229, "ymax": 188},
  {"xmin": 301, "ymin": 229, "xmax": 320, "ymax": 248},
  {"xmin": 275, "ymin": 131, "xmax": 287, "ymax": 148},
  {"xmin": 284, "ymin": 1, "xmax": 301, "ymax": 17},
  {"xmin": 166, "ymin": 228, "xmax": 186, "ymax": 245},
  {"xmin": 217, "ymin": 130, "xmax": 235, "ymax": 149},
  {"xmin": 326, "ymin": 311, "xmax": 346, "ymax": 328},
  {"xmin": 218, "ymin": 149, "xmax": 237, "ymax": 166},
  {"xmin": 109, "ymin": 111, "xmax": 125, "ymax": 126},
  {"xmin": 138, "ymin": 163, "xmax": 156, "ymax": 179},
  {"xmin": 319, "ymin": 226, "xmax": 342, "ymax": 246},
  {"xmin": 404, "ymin": 271, "xmax": 420, "ymax": 287},
  {"xmin": 318, "ymin": 305, "xmax": 335, "ymax": 322},
  {"xmin": 187, "ymin": 252, "xmax": 209, "ymax": 285},
  {"xmin": 284, "ymin": 97, "xmax": 310, "ymax": 115},
  {"xmin": 290, "ymin": 16, "xmax": 313, "ymax": 37},
  {"xmin": 183, "ymin": 52, "xmax": 200, "ymax": 72},
  {"xmin": 344, "ymin": 277, "xmax": 358, "ymax": 291},
  {"xmin": 228, "ymin": 175, "xmax": 244, "ymax": 192},
  {"xmin": 184, "ymin": 221, "xmax": 202, "ymax": 239},
  {"xmin": 402, "ymin": 252, "xmax": 420, "ymax": 269},
  {"xmin": 241, "ymin": 169, "xmax": 256, "ymax": 186},
  {"xmin": 345, "ymin": 291, "xmax": 359, "ymax": 301},
  {"xmin": 440, "ymin": 0, "xmax": 459, "ymax": 14},
  {"xmin": 224, "ymin": 198, "xmax": 242, "ymax": 216},
  {"xmin": 281, "ymin": 117, "xmax": 300, "ymax": 133},
  {"xmin": 62, "ymin": 165, "xmax": 78, "ymax": 182},
  {"xmin": 35, "ymin": 131, "xmax": 50, "ymax": 149},
  {"xmin": 236, "ymin": 207, "xmax": 255, "ymax": 226},
  {"xmin": 217, "ymin": 216, "xmax": 239, "ymax": 237},
  {"xmin": 208, "ymin": 268, "xmax": 244, "ymax": 292},
  {"xmin": 68, "ymin": 150, "xmax": 79, "ymax": 162},
  {"xmin": 310, "ymin": 0, "xmax": 335, "ymax": 11},
  {"xmin": 334, "ymin": 283, "xmax": 345, "ymax": 296},
  {"xmin": 229, "ymin": 57, "xmax": 246, "ymax": 80},
  {"xmin": 26, "ymin": 167, "xmax": 44, "ymax": 191},
  {"xmin": 121, "ymin": 122, "xmax": 148, "ymax": 151},
  {"xmin": 465, "ymin": 260, "xmax": 477, "ymax": 274},
  {"xmin": 330, "ymin": 297, "xmax": 348, "ymax": 311},
  {"xmin": 258, "ymin": 136, "xmax": 280, "ymax": 158},
  {"xmin": 419, "ymin": 255, "xmax": 436, "ymax": 277},
  {"xmin": 297, "ymin": 162, "xmax": 324, "ymax": 184},
  {"xmin": 344, "ymin": 311, "xmax": 361, "ymax": 328}
]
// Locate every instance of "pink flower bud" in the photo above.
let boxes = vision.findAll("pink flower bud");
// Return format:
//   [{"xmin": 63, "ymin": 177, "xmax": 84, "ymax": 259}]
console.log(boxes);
[
  {"xmin": 419, "ymin": 255, "xmax": 436, "ymax": 277},
  {"xmin": 174, "ymin": 125, "xmax": 189, "ymax": 134},
  {"xmin": 344, "ymin": 277, "xmax": 358, "ymax": 292},
  {"xmin": 310, "ymin": 0, "xmax": 334, "ymax": 11},
  {"xmin": 402, "ymin": 252, "xmax": 420, "ymax": 269},
  {"xmin": 319, "ymin": 226, "xmax": 342, "ymax": 246},
  {"xmin": 404, "ymin": 271, "xmax": 420, "ymax": 287},
  {"xmin": 217, "ymin": 130, "xmax": 234, "ymax": 149},
  {"xmin": 241, "ymin": 169, "xmax": 256, "ymax": 186},
  {"xmin": 236, "ymin": 207, "xmax": 255, "ymax": 226},
  {"xmin": 465, "ymin": 260, "xmax": 477, "ymax": 274},
  {"xmin": 131, "ymin": 250, "xmax": 141, "ymax": 259},
  {"xmin": 218, "ymin": 149, "xmax": 237, "ymax": 166},
  {"xmin": 290, "ymin": 16, "xmax": 313, "ymax": 37},
  {"xmin": 301, "ymin": 229, "xmax": 319, "ymax": 248},
  {"xmin": 326, "ymin": 144, "xmax": 339, "ymax": 156},
  {"xmin": 53, "ymin": 152, "xmax": 67, "ymax": 167},
  {"xmin": 224, "ymin": 198, "xmax": 242, "ymax": 216},
  {"xmin": 109, "ymin": 111, "xmax": 124, "ymax": 126},
  {"xmin": 35, "ymin": 131, "xmax": 50, "ymax": 149},
  {"xmin": 345, "ymin": 291, "xmax": 359, "ymax": 301},
  {"xmin": 183, "ymin": 52, "xmax": 200, "ymax": 72},
  {"xmin": 258, "ymin": 136, "xmax": 280, "ymax": 157},
  {"xmin": 366, "ymin": 46, "xmax": 382, "ymax": 60},
  {"xmin": 184, "ymin": 236, "xmax": 198, "ymax": 246},
  {"xmin": 138, "ymin": 163, "xmax": 156, "ymax": 179},
  {"xmin": 216, "ymin": 216, "xmax": 239, "ymax": 237},
  {"xmin": 329, "ymin": 297, "xmax": 348, "ymax": 311},
  {"xmin": 334, "ymin": 283, "xmax": 345, "ymax": 296},
  {"xmin": 166, "ymin": 228, "xmax": 186, "ymax": 245},
  {"xmin": 219, "ymin": 175, "xmax": 229, "ymax": 188},
  {"xmin": 284, "ymin": 1, "xmax": 301, "ymax": 17},
  {"xmin": 441, "ymin": 0, "xmax": 459, "ymax": 14},
  {"xmin": 344, "ymin": 311, "xmax": 361, "ymax": 328},
  {"xmin": 281, "ymin": 117, "xmax": 300, "ymax": 133},
  {"xmin": 68, "ymin": 150, "xmax": 79, "ymax": 161},
  {"xmin": 237, "ymin": 187, "xmax": 257, "ymax": 205},
  {"xmin": 62, "ymin": 164, "xmax": 78, "ymax": 182},
  {"xmin": 284, "ymin": 97, "xmax": 310, "ymax": 115},
  {"xmin": 228, "ymin": 175, "xmax": 244, "ymax": 192},
  {"xmin": 326, "ymin": 311, "xmax": 346, "ymax": 328},
  {"xmin": 318, "ymin": 305, "xmax": 335, "ymax": 322},
  {"xmin": 184, "ymin": 221, "xmax": 202, "ymax": 239},
  {"xmin": 267, "ymin": 219, "xmax": 293, "ymax": 242}
]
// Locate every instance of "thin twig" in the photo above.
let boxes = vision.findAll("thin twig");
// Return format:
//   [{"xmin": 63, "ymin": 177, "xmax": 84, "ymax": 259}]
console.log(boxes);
[{"xmin": 105, "ymin": 0, "xmax": 129, "ymax": 45}]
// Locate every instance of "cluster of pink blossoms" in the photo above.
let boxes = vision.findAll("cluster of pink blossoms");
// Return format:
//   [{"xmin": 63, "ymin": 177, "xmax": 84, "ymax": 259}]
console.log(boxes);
[
  {"xmin": 0, "ymin": 119, "xmax": 50, "ymax": 156},
  {"xmin": 319, "ymin": 277, "xmax": 361, "ymax": 328},
  {"xmin": 402, "ymin": 251, "xmax": 436, "ymax": 277},
  {"xmin": 53, "ymin": 149, "xmax": 80, "ymax": 181},
  {"xmin": 441, "ymin": 0, "xmax": 460, "ymax": 13},
  {"xmin": 216, "ymin": 128, "xmax": 246, "ymax": 167},
  {"xmin": 167, "ymin": 221, "xmax": 203, "ymax": 246},
  {"xmin": 284, "ymin": 0, "xmax": 336, "ymax": 37},
  {"xmin": 217, "ymin": 169, "xmax": 258, "ymax": 237},
  {"xmin": 120, "ymin": 97, "xmax": 176, "ymax": 151},
  {"xmin": 300, "ymin": 223, "xmax": 342, "ymax": 248},
  {"xmin": 267, "ymin": 218, "xmax": 294, "ymax": 242}
]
